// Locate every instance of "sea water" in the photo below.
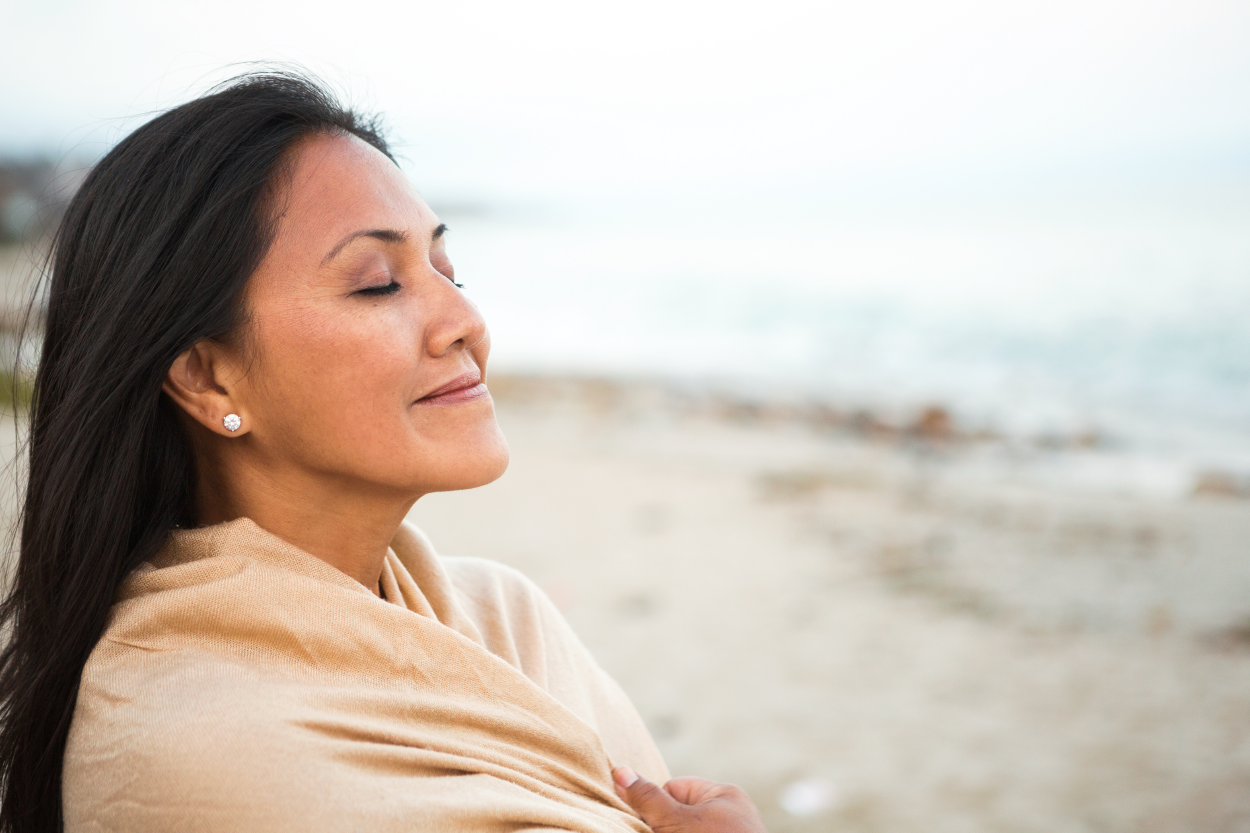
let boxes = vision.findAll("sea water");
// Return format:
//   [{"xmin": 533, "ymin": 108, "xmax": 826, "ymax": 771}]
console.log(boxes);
[{"xmin": 440, "ymin": 185, "xmax": 1250, "ymax": 499}]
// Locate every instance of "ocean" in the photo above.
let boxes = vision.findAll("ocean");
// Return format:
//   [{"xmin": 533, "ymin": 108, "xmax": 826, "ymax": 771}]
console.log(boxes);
[{"xmin": 439, "ymin": 184, "xmax": 1250, "ymax": 499}]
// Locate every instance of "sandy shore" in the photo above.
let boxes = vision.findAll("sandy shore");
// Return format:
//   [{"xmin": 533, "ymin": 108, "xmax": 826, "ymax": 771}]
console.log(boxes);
[{"xmin": 410, "ymin": 375, "xmax": 1250, "ymax": 833}]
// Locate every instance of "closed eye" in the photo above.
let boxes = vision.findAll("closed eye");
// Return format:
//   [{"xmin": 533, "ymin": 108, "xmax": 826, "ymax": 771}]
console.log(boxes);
[{"xmin": 356, "ymin": 281, "xmax": 401, "ymax": 297}]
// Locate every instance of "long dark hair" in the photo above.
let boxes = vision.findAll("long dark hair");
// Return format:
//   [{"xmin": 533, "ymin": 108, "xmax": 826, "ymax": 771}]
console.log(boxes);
[{"xmin": 0, "ymin": 70, "xmax": 393, "ymax": 832}]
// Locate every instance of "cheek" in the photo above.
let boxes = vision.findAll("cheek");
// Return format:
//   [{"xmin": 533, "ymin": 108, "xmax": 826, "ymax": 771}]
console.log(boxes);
[{"xmin": 249, "ymin": 306, "xmax": 421, "ymax": 444}]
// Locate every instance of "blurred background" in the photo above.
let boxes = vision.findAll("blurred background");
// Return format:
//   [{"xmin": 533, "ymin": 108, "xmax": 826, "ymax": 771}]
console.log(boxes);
[{"xmin": 2, "ymin": 0, "xmax": 1249, "ymax": 830}]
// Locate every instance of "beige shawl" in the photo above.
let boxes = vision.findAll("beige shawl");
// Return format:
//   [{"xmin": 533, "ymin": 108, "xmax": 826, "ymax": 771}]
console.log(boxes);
[{"xmin": 64, "ymin": 518, "xmax": 668, "ymax": 832}]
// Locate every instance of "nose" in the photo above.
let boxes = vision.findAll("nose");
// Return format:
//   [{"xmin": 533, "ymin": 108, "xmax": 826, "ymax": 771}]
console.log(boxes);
[{"xmin": 422, "ymin": 271, "xmax": 488, "ymax": 360}]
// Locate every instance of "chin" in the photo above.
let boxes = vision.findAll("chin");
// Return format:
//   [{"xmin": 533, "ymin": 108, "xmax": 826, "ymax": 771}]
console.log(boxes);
[
  {"xmin": 416, "ymin": 426, "xmax": 510, "ymax": 494},
  {"xmin": 461, "ymin": 437, "xmax": 511, "ymax": 490}
]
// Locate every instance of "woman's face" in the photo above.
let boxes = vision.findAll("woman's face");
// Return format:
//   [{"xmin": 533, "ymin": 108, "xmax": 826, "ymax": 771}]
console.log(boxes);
[{"xmin": 227, "ymin": 132, "xmax": 508, "ymax": 498}]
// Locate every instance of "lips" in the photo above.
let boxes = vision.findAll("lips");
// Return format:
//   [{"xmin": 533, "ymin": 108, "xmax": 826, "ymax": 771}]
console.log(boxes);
[{"xmin": 415, "ymin": 370, "xmax": 489, "ymax": 405}]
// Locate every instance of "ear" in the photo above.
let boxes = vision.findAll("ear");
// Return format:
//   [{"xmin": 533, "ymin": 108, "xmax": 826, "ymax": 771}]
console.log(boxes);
[{"xmin": 162, "ymin": 340, "xmax": 250, "ymax": 437}]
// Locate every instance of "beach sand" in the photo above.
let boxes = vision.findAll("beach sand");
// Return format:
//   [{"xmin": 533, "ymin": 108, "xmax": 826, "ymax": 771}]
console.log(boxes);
[{"xmin": 410, "ymin": 375, "xmax": 1250, "ymax": 833}]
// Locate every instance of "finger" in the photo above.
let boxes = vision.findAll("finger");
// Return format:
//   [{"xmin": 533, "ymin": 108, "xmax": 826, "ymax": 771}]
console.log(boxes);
[
  {"xmin": 664, "ymin": 776, "xmax": 718, "ymax": 806},
  {"xmin": 613, "ymin": 767, "xmax": 684, "ymax": 826}
]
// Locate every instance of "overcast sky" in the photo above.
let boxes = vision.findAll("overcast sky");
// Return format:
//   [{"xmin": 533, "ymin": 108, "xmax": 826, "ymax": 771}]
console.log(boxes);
[{"xmin": 3, "ymin": 0, "xmax": 1248, "ymax": 203}]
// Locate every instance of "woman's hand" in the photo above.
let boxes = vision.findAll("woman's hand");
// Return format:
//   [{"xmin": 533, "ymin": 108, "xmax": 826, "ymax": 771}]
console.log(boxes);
[{"xmin": 613, "ymin": 767, "xmax": 769, "ymax": 833}]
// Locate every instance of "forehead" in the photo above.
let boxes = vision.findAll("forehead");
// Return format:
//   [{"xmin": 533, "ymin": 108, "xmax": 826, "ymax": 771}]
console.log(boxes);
[{"xmin": 269, "ymin": 132, "xmax": 430, "ymax": 255}]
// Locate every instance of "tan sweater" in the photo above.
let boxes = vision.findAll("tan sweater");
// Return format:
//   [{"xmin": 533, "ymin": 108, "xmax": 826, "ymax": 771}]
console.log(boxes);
[{"xmin": 63, "ymin": 518, "xmax": 668, "ymax": 832}]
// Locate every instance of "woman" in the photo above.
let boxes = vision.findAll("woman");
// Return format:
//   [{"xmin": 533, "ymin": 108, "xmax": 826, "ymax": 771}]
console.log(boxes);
[{"xmin": 0, "ymin": 73, "xmax": 768, "ymax": 832}]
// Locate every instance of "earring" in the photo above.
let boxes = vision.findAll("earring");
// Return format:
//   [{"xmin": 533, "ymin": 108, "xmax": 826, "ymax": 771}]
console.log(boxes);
[{"xmin": 223, "ymin": 414, "xmax": 242, "ymax": 432}]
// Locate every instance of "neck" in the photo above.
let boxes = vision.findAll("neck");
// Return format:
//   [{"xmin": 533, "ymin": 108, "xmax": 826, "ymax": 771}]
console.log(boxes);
[{"xmin": 194, "ymin": 446, "xmax": 417, "ymax": 596}]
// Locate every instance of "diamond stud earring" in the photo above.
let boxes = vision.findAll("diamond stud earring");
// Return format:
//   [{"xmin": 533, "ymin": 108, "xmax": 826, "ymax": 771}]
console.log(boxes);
[{"xmin": 223, "ymin": 414, "xmax": 242, "ymax": 432}]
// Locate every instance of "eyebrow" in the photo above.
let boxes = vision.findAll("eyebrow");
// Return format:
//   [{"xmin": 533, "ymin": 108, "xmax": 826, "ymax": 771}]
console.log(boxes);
[{"xmin": 320, "ymin": 224, "xmax": 446, "ymax": 267}]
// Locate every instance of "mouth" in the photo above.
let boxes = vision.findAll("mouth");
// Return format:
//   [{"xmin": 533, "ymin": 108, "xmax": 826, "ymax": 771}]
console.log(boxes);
[{"xmin": 414, "ymin": 370, "xmax": 490, "ymax": 406}]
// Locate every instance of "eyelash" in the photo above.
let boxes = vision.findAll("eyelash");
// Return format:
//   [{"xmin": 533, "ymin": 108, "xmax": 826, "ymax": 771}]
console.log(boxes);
[
  {"xmin": 355, "ymin": 275, "xmax": 464, "ymax": 297},
  {"xmin": 357, "ymin": 281, "xmax": 401, "ymax": 297}
]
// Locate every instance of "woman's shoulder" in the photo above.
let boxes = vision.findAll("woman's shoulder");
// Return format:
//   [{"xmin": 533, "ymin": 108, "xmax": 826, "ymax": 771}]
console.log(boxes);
[
  {"xmin": 438, "ymin": 554, "xmax": 585, "ymax": 679},
  {"xmin": 441, "ymin": 554, "xmax": 554, "ymax": 612},
  {"xmin": 64, "ymin": 643, "xmax": 304, "ymax": 829},
  {"xmin": 435, "ymin": 554, "xmax": 670, "ymax": 784}
]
